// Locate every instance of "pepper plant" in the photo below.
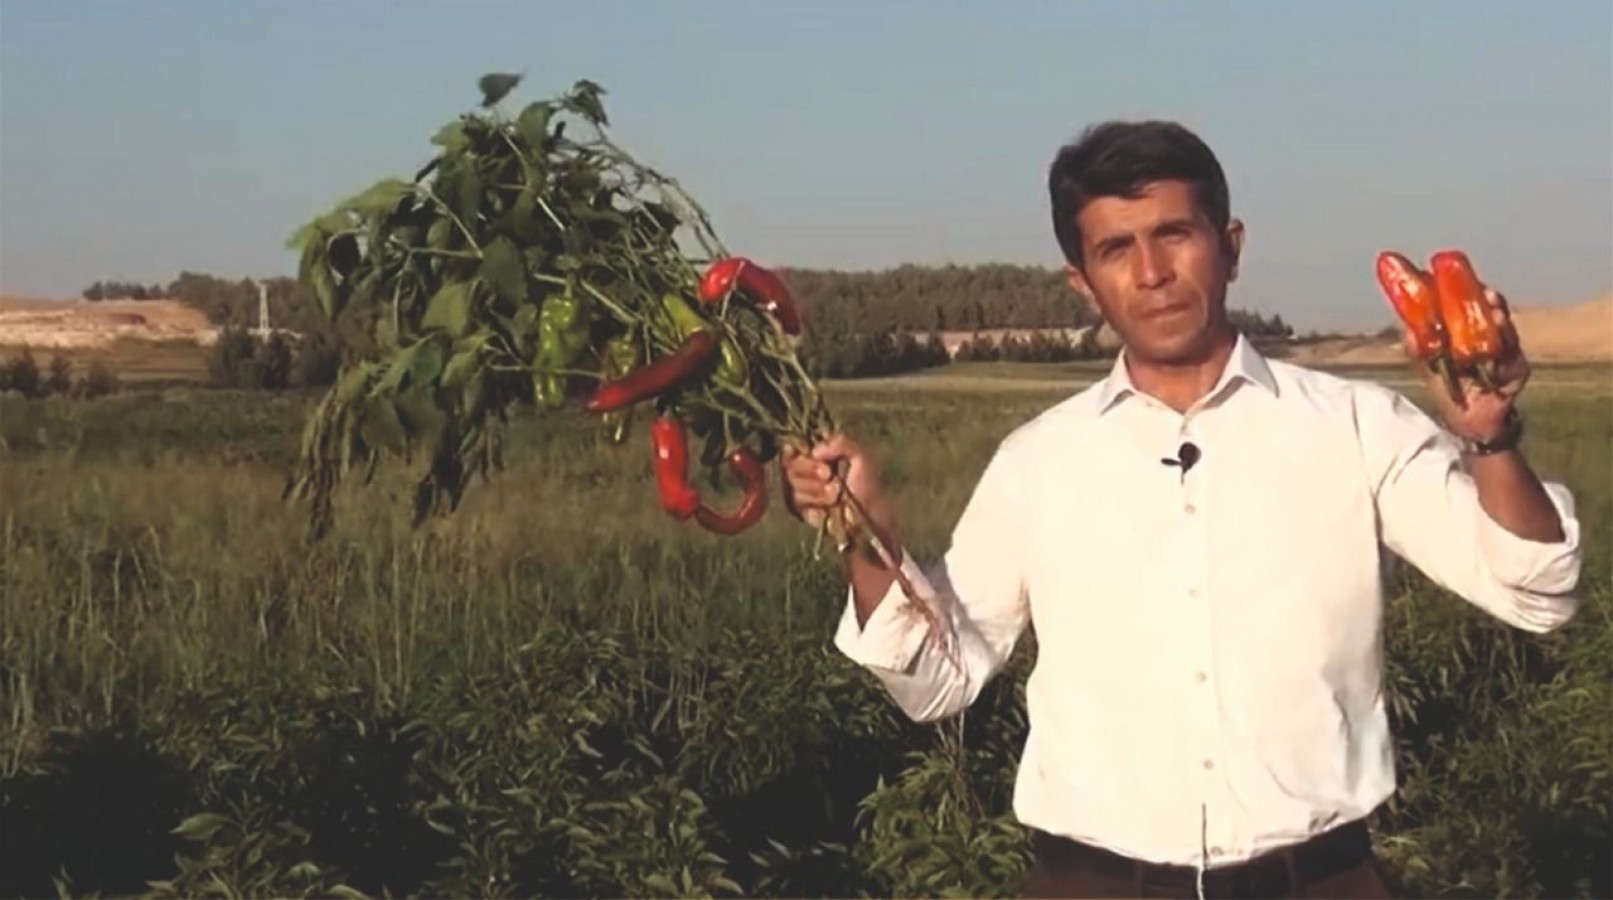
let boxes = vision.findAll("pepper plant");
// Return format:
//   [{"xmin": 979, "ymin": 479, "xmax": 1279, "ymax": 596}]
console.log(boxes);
[
  {"xmin": 284, "ymin": 74, "xmax": 962, "ymax": 669},
  {"xmin": 286, "ymin": 80, "xmax": 795, "ymax": 528}
]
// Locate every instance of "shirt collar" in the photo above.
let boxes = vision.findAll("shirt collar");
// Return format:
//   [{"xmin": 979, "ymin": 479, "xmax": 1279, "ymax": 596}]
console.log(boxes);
[{"xmin": 1087, "ymin": 331, "xmax": 1279, "ymax": 416}]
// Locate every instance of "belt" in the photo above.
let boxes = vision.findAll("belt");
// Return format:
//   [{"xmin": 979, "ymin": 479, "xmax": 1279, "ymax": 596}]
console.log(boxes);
[{"xmin": 1030, "ymin": 820, "xmax": 1372, "ymax": 898}]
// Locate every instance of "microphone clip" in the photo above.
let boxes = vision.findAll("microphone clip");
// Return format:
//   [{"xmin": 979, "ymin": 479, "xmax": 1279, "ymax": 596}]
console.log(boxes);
[{"xmin": 1160, "ymin": 441, "xmax": 1201, "ymax": 482}]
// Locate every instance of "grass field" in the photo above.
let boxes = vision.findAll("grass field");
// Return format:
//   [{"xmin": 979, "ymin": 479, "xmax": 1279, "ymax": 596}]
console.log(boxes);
[{"xmin": 1, "ymin": 362, "xmax": 1608, "ymax": 898}]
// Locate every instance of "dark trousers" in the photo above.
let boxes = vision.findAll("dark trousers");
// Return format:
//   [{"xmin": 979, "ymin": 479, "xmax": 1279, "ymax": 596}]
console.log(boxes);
[{"xmin": 1021, "ymin": 821, "xmax": 1392, "ymax": 899}]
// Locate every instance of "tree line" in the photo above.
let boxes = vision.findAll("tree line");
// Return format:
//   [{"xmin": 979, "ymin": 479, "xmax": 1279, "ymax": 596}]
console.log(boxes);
[
  {"xmin": 0, "ymin": 348, "xmax": 120, "ymax": 399},
  {"xmin": 75, "ymin": 264, "xmax": 1295, "ymax": 387}
]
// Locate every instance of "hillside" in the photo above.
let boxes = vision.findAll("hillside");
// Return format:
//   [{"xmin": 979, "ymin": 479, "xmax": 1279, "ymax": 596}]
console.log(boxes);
[{"xmin": 0, "ymin": 295, "xmax": 218, "ymax": 351}]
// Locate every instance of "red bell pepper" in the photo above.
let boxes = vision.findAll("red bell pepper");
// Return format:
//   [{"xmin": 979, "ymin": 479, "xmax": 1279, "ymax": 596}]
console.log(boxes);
[{"xmin": 1429, "ymin": 249, "xmax": 1504, "ymax": 374}]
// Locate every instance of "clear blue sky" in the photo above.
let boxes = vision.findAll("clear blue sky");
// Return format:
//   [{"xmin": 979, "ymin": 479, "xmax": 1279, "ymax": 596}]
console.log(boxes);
[{"xmin": 2, "ymin": 0, "xmax": 1608, "ymax": 330}]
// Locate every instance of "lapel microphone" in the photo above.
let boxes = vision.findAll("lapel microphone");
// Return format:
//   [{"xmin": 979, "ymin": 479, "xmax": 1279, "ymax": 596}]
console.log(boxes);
[{"xmin": 1161, "ymin": 441, "xmax": 1201, "ymax": 481}]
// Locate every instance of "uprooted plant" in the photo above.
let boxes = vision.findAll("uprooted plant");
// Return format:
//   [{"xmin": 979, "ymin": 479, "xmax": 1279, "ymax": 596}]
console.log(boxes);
[{"xmin": 283, "ymin": 74, "xmax": 961, "ymax": 668}]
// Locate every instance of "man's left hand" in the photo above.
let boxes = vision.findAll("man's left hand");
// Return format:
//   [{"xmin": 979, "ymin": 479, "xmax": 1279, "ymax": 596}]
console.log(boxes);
[{"xmin": 1406, "ymin": 287, "xmax": 1529, "ymax": 445}]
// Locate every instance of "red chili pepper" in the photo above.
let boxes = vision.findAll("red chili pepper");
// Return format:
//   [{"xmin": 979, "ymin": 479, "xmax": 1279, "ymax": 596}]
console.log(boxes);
[
  {"xmin": 584, "ymin": 331, "xmax": 717, "ymax": 413},
  {"xmin": 697, "ymin": 257, "xmax": 803, "ymax": 335},
  {"xmin": 693, "ymin": 447, "xmax": 768, "ymax": 535},
  {"xmin": 651, "ymin": 416, "xmax": 700, "ymax": 520}
]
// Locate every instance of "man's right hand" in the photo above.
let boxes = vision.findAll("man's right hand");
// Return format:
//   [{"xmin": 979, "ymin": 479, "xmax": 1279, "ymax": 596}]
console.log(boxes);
[{"xmin": 780, "ymin": 432, "xmax": 885, "ymax": 527}]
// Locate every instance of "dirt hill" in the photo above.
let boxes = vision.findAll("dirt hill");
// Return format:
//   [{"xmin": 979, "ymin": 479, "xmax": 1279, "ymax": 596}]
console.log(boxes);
[{"xmin": 0, "ymin": 295, "xmax": 219, "ymax": 350}]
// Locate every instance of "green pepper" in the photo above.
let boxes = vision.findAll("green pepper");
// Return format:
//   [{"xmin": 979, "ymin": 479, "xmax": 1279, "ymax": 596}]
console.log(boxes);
[
  {"xmin": 531, "ymin": 289, "xmax": 590, "ymax": 408},
  {"xmin": 661, "ymin": 292, "xmax": 710, "ymax": 339},
  {"xmin": 598, "ymin": 333, "xmax": 641, "ymax": 442},
  {"xmin": 716, "ymin": 335, "xmax": 748, "ymax": 388}
]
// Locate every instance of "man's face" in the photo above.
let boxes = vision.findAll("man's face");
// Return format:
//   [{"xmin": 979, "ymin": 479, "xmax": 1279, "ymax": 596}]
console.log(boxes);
[{"xmin": 1065, "ymin": 180, "xmax": 1244, "ymax": 365}]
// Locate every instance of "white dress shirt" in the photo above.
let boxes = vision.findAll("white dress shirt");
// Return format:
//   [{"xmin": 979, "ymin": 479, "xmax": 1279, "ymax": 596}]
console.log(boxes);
[{"xmin": 834, "ymin": 333, "xmax": 1582, "ymax": 870}]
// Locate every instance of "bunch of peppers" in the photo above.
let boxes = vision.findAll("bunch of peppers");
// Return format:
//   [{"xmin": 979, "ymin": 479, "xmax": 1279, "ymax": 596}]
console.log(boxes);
[
  {"xmin": 582, "ymin": 256, "xmax": 803, "ymax": 537},
  {"xmin": 1374, "ymin": 249, "xmax": 1511, "ymax": 404}
]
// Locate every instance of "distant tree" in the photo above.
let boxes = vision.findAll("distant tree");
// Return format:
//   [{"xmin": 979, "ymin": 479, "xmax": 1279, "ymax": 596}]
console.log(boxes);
[
  {"xmin": 7, "ymin": 349, "xmax": 42, "ymax": 398},
  {"xmin": 252, "ymin": 333, "xmax": 294, "ymax": 390},
  {"xmin": 45, "ymin": 354, "xmax": 73, "ymax": 396},
  {"xmin": 209, "ymin": 328, "xmax": 259, "ymax": 388},
  {"xmin": 80, "ymin": 360, "xmax": 120, "ymax": 398}
]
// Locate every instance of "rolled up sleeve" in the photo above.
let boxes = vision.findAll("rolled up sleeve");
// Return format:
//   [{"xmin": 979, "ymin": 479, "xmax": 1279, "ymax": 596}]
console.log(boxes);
[
  {"xmin": 1362, "ymin": 386, "xmax": 1583, "ymax": 633},
  {"xmin": 830, "ymin": 443, "xmax": 1032, "ymax": 722},
  {"xmin": 1476, "ymin": 479, "xmax": 1583, "ymax": 596},
  {"xmin": 832, "ymin": 550, "xmax": 933, "ymax": 673}
]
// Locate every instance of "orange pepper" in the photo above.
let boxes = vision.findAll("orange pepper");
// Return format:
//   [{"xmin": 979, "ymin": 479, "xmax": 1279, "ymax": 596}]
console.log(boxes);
[{"xmin": 1429, "ymin": 250, "xmax": 1503, "ymax": 365}]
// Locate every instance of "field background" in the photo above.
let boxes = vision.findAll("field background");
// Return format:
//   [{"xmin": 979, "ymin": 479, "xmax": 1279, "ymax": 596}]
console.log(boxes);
[{"xmin": 1, "ymin": 359, "xmax": 1608, "ymax": 899}]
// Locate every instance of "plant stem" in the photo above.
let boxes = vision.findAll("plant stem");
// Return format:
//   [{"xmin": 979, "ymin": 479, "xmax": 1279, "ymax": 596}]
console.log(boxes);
[{"xmin": 423, "ymin": 188, "xmax": 482, "ymax": 254}]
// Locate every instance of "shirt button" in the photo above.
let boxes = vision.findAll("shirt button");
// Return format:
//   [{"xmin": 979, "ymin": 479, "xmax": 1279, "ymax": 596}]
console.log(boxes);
[
  {"xmin": 1194, "ymin": 671, "xmax": 1207, "ymax": 683},
  {"xmin": 1188, "ymin": 587, "xmax": 1200, "ymax": 598},
  {"xmin": 1210, "ymin": 846, "xmax": 1225, "ymax": 858},
  {"xmin": 1203, "ymin": 759, "xmax": 1215, "ymax": 770},
  {"xmin": 1184, "ymin": 503, "xmax": 1197, "ymax": 515}
]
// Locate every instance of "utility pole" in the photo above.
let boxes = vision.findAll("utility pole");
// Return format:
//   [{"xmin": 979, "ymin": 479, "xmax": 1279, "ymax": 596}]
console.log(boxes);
[{"xmin": 254, "ymin": 280, "xmax": 271, "ymax": 339}]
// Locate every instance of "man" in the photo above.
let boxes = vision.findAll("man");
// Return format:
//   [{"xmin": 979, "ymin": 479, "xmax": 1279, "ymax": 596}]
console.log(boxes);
[{"xmin": 780, "ymin": 121, "xmax": 1582, "ymax": 899}]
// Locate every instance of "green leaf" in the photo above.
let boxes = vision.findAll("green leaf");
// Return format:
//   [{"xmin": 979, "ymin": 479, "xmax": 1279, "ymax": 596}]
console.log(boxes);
[
  {"xmin": 642, "ymin": 874, "xmax": 678, "ymax": 895},
  {"xmin": 396, "ymin": 386, "xmax": 448, "ymax": 441},
  {"xmin": 349, "ymin": 265, "xmax": 382, "ymax": 313},
  {"xmin": 377, "ymin": 314, "xmax": 399, "ymax": 350},
  {"xmin": 406, "ymin": 338, "xmax": 446, "ymax": 389},
  {"xmin": 478, "ymin": 237, "xmax": 527, "ymax": 307},
  {"xmin": 565, "ymin": 79, "xmax": 609, "ymax": 126},
  {"xmin": 358, "ymin": 395, "xmax": 407, "ymax": 451},
  {"xmin": 285, "ymin": 211, "xmax": 353, "ymax": 252},
  {"xmin": 426, "ymin": 217, "xmax": 455, "ymax": 250},
  {"xmin": 376, "ymin": 338, "xmax": 445, "ymax": 396},
  {"xmin": 172, "ymin": 812, "xmax": 228, "ymax": 842},
  {"xmin": 478, "ymin": 72, "xmax": 523, "ymax": 107},
  {"xmin": 422, "ymin": 281, "xmax": 475, "ymax": 337},
  {"xmin": 510, "ymin": 304, "xmax": 539, "ymax": 337},
  {"xmin": 334, "ymin": 363, "xmax": 376, "ymax": 404},
  {"xmin": 454, "ymin": 166, "xmax": 483, "ymax": 226},
  {"xmin": 510, "ymin": 189, "xmax": 546, "ymax": 243},
  {"xmin": 300, "ymin": 240, "xmax": 340, "ymax": 319},
  {"xmin": 340, "ymin": 178, "xmax": 414, "ymax": 217},
  {"xmin": 441, "ymin": 343, "xmax": 485, "ymax": 390},
  {"xmin": 286, "ymin": 220, "xmax": 324, "ymax": 253},
  {"xmin": 516, "ymin": 101, "xmax": 554, "ymax": 150},
  {"xmin": 431, "ymin": 120, "xmax": 468, "ymax": 153}
]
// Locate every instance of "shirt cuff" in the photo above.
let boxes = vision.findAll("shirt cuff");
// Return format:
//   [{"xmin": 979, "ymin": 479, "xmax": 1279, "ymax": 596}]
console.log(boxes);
[
  {"xmin": 832, "ymin": 550, "xmax": 934, "ymax": 673},
  {"xmin": 1477, "ymin": 479, "xmax": 1582, "ymax": 593}
]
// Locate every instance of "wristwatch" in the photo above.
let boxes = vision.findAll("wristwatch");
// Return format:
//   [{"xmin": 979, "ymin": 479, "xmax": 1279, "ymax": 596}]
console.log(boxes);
[{"xmin": 1462, "ymin": 408, "xmax": 1524, "ymax": 456}]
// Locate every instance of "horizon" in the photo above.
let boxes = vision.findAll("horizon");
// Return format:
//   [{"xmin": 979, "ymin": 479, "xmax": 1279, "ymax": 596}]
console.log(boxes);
[{"xmin": 2, "ymin": 1, "xmax": 1609, "ymax": 332}]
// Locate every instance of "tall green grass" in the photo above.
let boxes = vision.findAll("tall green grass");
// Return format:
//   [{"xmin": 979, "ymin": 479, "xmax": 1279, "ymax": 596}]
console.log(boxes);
[{"xmin": 1, "ymin": 374, "xmax": 1607, "ymax": 898}]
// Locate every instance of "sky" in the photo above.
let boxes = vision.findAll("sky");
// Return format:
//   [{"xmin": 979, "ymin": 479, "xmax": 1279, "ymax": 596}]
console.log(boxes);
[{"xmin": 1, "ymin": 0, "xmax": 1609, "ymax": 331}]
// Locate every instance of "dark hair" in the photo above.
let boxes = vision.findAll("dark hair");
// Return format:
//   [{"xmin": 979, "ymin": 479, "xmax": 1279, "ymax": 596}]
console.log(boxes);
[{"xmin": 1047, "ymin": 120, "xmax": 1230, "ymax": 267}]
